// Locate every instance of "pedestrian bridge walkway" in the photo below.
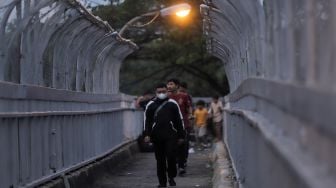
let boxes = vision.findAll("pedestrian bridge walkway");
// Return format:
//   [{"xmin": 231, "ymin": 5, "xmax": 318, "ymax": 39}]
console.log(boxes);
[
  {"xmin": 93, "ymin": 149, "xmax": 213, "ymax": 188},
  {"xmin": 1, "ymin": 0, "xmax": 336, "ymax": 188}
]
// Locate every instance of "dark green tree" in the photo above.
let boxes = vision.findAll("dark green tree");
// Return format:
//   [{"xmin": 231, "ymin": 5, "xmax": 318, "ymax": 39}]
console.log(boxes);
[{"xmin": 92, "ymin": 0, "xmax": 230, "ymax": 96}]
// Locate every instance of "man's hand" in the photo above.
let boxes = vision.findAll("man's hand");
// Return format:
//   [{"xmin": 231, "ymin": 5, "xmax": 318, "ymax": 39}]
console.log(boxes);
[
  {"xmin": 178, "ymin": 139, "xmax": 184, "ymax": 145},
  {"xmin": 144, "ymin": 136, "xmax": 150, "ymax": 143}
]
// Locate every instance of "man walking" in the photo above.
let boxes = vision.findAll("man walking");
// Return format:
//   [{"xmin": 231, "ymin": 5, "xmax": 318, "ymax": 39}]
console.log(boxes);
[
  {"xmin": 209, "ymin": 96, "xmax": 224, "ymax": 141},
  {"xmin": 144, "ymin": 83, "xmax": 185, "ymax": 187},
  {"xmin": 167, "ymin": 78, "xmax": 192, "ymax": 176}
]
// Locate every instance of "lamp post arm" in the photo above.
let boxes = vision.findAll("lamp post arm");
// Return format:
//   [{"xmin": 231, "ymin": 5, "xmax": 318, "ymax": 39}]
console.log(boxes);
[
  {"xmin": 119, "ymin": 11, "xmax": 159, "ymax": 37},
  {"xmin": 118, "ymin": 3, "xmax": 191, "ymax": 37}
]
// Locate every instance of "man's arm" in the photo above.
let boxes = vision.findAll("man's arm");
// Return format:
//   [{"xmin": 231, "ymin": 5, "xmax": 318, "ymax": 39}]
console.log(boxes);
[
  {"xmin": 135, "ymin": 96, "xmax": 144, "ymax": 108},
  {"xmin": 184, "ymin": 95, "xmax": 193, "ymax": 119},
  {"xmin": 144, "ymin": 101, "xmax": 154, "ymax": 137},
  {"xmin": 219, "ymin": 101, "xmax": 224, "ymax": 113},
  {"xmin": 172, "ymin": 102, "xmax": 186, "ymax": 139},
  {"xmin": 208, "ymin": 103, "xmax": 213, "ymax": 117},
  {"xmin": 193, "ymin": 110, "xmax": 197, "ymax": 125}
]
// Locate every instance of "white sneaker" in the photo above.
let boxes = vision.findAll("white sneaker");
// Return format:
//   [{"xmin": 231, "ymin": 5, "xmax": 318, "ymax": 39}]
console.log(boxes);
[{"xmin": 188, "ymin": 148, "xmax": 195, "ymax": 154}]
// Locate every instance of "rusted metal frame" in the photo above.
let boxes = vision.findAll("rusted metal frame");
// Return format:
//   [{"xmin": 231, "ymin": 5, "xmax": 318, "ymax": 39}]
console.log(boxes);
[
  {"xmin": 64, "ymin": 0, "xmax": 136, "ymax": 49},
  {"xmin": 65, "ymin": 0, "xmax": 114, "ymax": 33}
]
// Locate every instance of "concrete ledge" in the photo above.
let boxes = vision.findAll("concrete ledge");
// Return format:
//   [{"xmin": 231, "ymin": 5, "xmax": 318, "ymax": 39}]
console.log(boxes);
[
  {"xmin": 39, "ymin": 141, "xmax": 139, "ymax": 188},
  {"xmin": 211, "ymin": 141, "xmax": 235, "ymax": 188},
  {"xmin": 227, "ymin": 78, "xmax": 336, "ymax": 136},
  {"xmin": 0, "ymin": 81, "xmax": 135, "ymax": 104}
]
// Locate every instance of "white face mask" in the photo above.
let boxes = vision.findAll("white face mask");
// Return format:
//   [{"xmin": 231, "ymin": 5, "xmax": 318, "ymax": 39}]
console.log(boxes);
[{"xmin": 157, "ymin": 93, "xmax": 167, "ymax": 100}]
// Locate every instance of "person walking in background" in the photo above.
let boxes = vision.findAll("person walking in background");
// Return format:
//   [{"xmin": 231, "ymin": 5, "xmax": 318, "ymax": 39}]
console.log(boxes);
[
  {"xmin": 209, "ymin": 96, "xmax": 224, "ymax": 141},
  {"xmin": 193, "ymin": 100, "xmax": 208, "ymax": 150},
  {"xmin": 177, "ymin": 82, "xmax": 195, "ymax": 152},
  {"xmin": 167, "ymin": 78, "xmax": 192, "ymax": 176},
  {"xmin": 144, "ymin": 83, "xmax": 185, "ymax": 187},
  {"xmin": 178, "ymin": 82, "xmax": 193, "ymax": 108},
  {"xmin": 136, "ymin": 90, "xmax": 154, "ymax": 110}
]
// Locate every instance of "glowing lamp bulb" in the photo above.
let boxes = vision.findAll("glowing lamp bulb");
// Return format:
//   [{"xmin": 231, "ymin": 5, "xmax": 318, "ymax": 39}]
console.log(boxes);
[{"xmin": 175, "ymin": 9, "xmax": 191, "ymax": 17}]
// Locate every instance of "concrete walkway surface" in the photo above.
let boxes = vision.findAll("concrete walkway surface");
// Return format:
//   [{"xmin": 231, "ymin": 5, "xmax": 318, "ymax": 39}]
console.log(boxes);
[
  {"xmin": 211, "ymin": 141, "xmax": 235, "ymax": 188},
  {"xmin": 93, "ymin": 147, "xmax": 213, "ymax": 188}
]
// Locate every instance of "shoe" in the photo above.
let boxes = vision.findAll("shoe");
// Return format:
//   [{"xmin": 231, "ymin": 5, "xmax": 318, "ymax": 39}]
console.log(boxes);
[
  {"xmin": 188, "ymin": 148, "xmax": 195, "ymax": 154},
  {"xmin": 157, "ymin": 184, "xmax": 167, "ymax": 187},
  {"xmin": 169, "ymin": 179, "xmax": 176, "ymax": 186},
  {"xmin": 179, "ymin": 168, "xmax": 186, "ymax": 176}
]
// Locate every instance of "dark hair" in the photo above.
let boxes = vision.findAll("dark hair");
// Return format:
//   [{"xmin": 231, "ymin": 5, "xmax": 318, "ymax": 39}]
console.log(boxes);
[
  {"xmin": 167, "ymin": 78, "xmax": 180, "ymax": 86},
  {"xmin": 213, "ymin": 95, "xmax": 219, "ymax": 100},
  {"xmin": 180, "ymin": 82, "xmax": 188, "ymax": 89},
  {"xmin": 155, "ymin": 83, "xmax": 167, "ymax": 89},
  {"xmin": 196, "ymin": 100, "xmax": 205, "ymax": 106},
  {"xmin": 143, "ymin": 89, "xmax": 152, "ymax": 95}
]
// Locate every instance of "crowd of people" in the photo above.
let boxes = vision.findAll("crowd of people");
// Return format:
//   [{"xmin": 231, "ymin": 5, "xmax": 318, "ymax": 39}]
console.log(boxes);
[{"xmin": 138, "ymin": 78, "xmax": 224, "ymax": 187}]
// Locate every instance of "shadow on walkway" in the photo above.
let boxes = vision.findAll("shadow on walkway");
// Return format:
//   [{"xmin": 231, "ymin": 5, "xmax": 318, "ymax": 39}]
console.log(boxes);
[{"xmin": 93, "ymin": 148, "xmax": 213, "ymax": 188}]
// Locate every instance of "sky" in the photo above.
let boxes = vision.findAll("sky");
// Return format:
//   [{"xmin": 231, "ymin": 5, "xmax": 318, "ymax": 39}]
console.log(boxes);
[{"xmin": 81, "ymin": 0, "xmax": 110, "ymax": 7}]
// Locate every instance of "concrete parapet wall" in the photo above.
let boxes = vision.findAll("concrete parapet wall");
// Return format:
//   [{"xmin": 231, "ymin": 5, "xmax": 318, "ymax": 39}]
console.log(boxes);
[
  {"xmin": 224, "ymin": 78, "xmax": 336, "ymax": 188},
  {"xmin": 0, "ymin": 81, "xmax": 136, "ymax": 112},
  {"xmin": 201, "ymin": 0, "xmax": 336, "ymax": 187}
]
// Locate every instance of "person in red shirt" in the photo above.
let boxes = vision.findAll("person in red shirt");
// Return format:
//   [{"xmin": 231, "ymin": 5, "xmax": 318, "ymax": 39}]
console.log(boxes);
[
  {"xmin": 178, "ymin": 82, "xmax": 193, "ymax": 115},
  {"xmin": 167, "ymin": 78, "xmax": 192, "ymax": 176}
]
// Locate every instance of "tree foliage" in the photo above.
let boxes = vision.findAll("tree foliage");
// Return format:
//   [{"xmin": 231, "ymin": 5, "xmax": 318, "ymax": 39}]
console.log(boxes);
[{"xmin": 92, "ymin": 0, "xmax": 230, "ymax": 96}]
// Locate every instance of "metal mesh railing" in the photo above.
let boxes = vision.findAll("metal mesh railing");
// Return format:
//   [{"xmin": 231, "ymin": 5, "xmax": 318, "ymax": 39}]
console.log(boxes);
[
  {"xmin": 0, "ymin": 0, "xmax": 136, "ymax": 94},
  {"xmin": 201, "ymin": 1, "xmax": 336, "ymax": 188},
  {"xmin": 0, "ymin": 1, "xmax": 144, "ymax": 187}
]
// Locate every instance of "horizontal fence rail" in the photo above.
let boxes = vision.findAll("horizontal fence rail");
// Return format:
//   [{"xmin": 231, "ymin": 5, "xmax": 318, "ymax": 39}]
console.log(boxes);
[
  {"xmin": 201, "ymin": 0, "xmax": 336, "ymax": 188},
  {"xmin": 0, "ymin": 82, "xmax": 144, "ymax": 188},
  {"xmin": 0, "ymin": 1, "xmax": 144, "ymax": 188}
]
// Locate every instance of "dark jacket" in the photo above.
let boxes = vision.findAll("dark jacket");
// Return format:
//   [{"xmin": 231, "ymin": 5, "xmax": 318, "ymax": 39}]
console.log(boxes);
[{"xmin": 144, "ymin": 97, "xmax": 185, "ymax": 142}]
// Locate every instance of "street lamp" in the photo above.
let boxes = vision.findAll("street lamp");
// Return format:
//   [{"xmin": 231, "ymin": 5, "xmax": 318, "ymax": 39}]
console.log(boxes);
[
  {"xmin": 160, "ymin": 3, "xmax": 191, "ymax": 17},
  {"xmin": 119, "ymin": 3, "xmax": 191, "ymax": 37}
]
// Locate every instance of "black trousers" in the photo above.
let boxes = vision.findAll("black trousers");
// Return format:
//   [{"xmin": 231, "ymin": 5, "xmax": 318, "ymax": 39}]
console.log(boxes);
[
  {"xmin": 153, "ymin": 138, "xmax": 178, "ymax": 185},
  {"xmin": 177, "ymin": 130, "xmax": 189, "ymax": 168}
]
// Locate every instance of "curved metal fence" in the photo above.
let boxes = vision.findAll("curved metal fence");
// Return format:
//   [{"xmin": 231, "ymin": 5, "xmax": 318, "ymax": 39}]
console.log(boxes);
[
  {"xmin": 0, "ymin": 0, "xmax": 136, "ymax": 94},
  {"xmin": 201, "ymin": 0, "xmax": 336, "ymax": 188},
  {"xmin": 0, "ymin": 82, "xmax": 144, "ymax": 188},
  {"xmin": 0, "ymin": 1, "xmax": 144, "ymax": 188}
]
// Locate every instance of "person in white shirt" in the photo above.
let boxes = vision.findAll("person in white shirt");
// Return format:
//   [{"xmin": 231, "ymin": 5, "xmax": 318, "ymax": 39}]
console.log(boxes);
[{"xmin": 209, "ymin": 96, "xmax": 224, "ymax": 141}]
